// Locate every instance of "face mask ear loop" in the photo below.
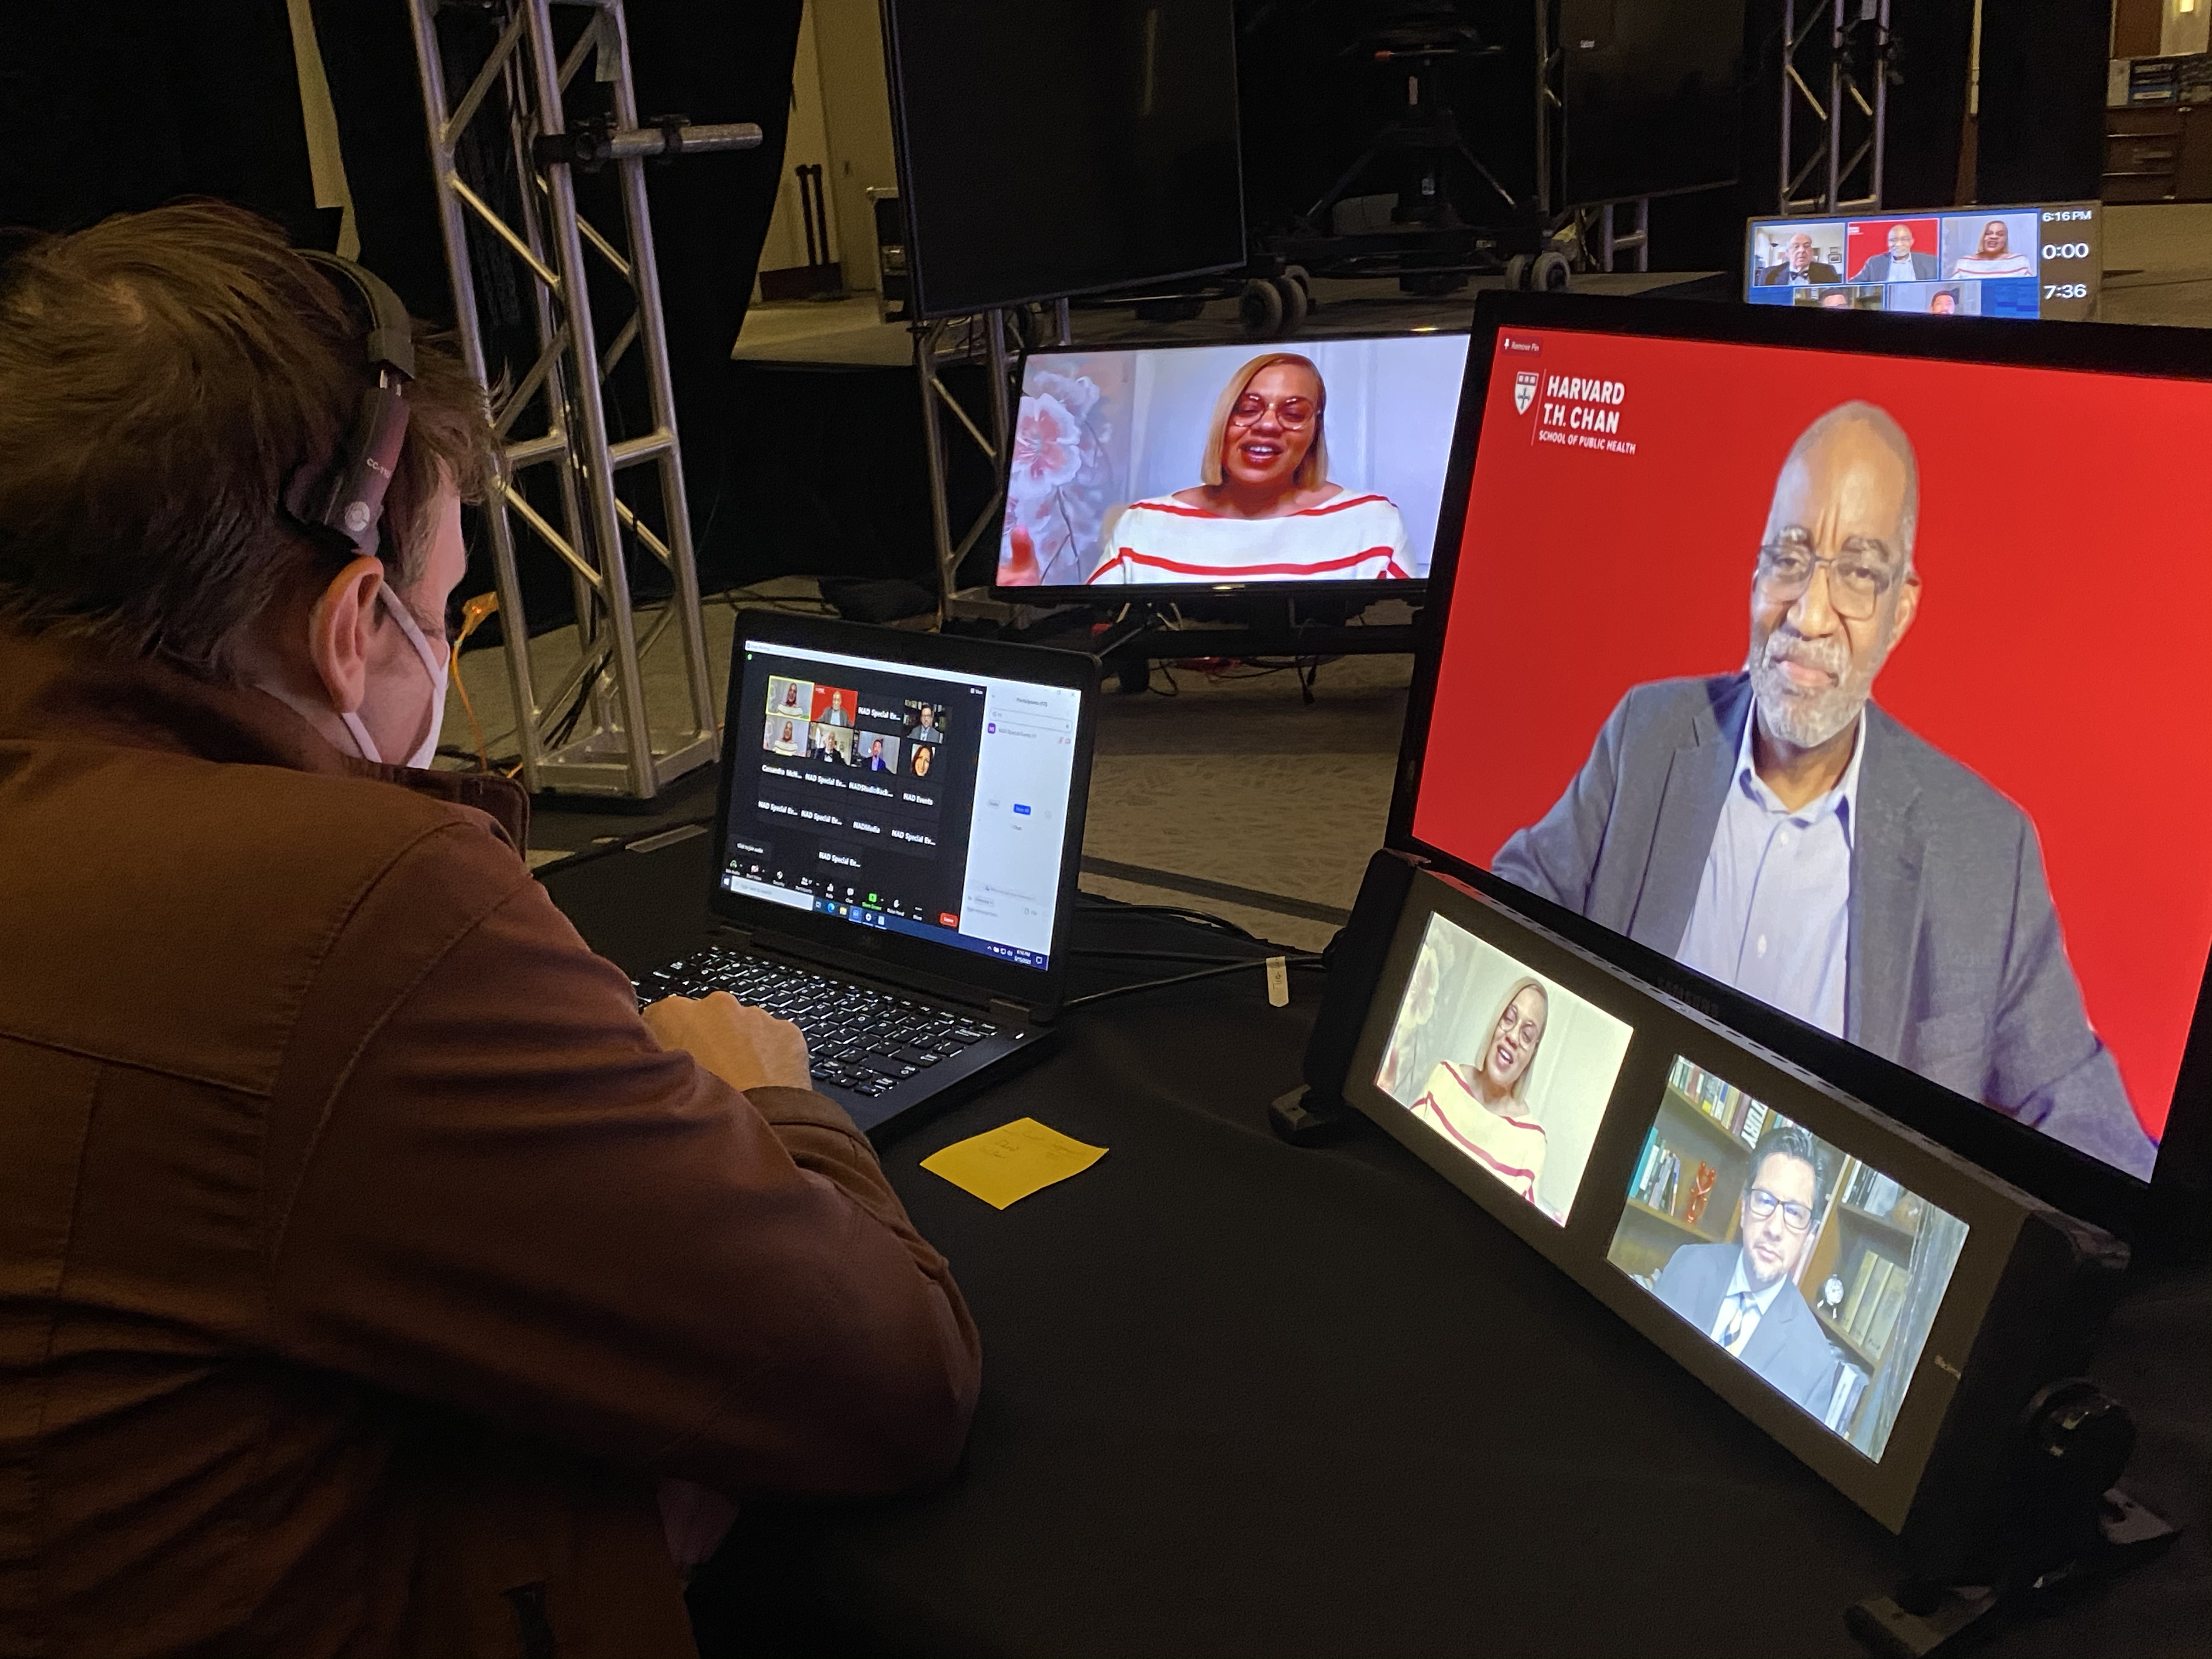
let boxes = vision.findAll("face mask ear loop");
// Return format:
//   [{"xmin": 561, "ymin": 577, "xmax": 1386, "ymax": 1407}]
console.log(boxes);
[
  {"xmin": 338, "ymin": 709, "xmax": 385, "ymax": 764},
  {"xmin": 376, "ymin": 586, "xmax": 452, "ymax": 770}
]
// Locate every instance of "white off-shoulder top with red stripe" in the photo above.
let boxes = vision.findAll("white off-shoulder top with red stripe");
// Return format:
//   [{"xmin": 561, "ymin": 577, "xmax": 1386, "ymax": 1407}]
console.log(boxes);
[
  {"xmin": 1407, "ymin": 1060, "xmax": 1549, "ymax": 1204},
  {"xmin": 1085, "ymin": 492, "xmax": 1412, "ymax": 585}
]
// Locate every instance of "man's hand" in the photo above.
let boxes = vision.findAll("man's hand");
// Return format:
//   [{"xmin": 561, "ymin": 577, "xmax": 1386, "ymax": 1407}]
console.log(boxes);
[{"xmin": 641, "ymin": 991, "xmax": 810, "ymax": 1094}]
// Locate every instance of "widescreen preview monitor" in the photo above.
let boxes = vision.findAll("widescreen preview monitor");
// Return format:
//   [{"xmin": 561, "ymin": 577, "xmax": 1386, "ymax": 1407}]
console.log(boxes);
[
  {"xmin": 880, "ymin": 0, "xmax": 1244, "ymax": 318},
  {"xmin": 1346, "ymin": 870, "xmax": 2126, "ymax": 1571},
  {"xmin": 715, "ymin": 612, "xmax": 1095, "ymax": 1011},
  {"xmin": 1744, "ymin": 202, "xmax": 2101, "ymax": 321},
  {"xmin": 1392, "ymin": 291, "xmax": 2212, "ymax": 1227},
  {"xmin": 992, "ymin": 332, "xmax": 1472, "ymax": 595}
]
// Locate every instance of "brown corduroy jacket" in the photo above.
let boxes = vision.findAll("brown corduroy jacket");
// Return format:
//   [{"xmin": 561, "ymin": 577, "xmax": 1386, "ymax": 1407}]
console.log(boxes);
[{"xmin": 0, "ymin": 632, "xmax": 981, "ymax": 1657}]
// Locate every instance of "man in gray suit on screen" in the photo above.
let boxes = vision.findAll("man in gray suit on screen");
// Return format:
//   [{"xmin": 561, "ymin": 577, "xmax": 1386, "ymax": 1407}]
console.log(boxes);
[
  {"xmin": 1493, "ymin": 401, "xmax": 2155, "ymax": 1176},
  {"xmin": 1653, "ymin": 1123, "xmax": 1840, "ymax": 1419}
]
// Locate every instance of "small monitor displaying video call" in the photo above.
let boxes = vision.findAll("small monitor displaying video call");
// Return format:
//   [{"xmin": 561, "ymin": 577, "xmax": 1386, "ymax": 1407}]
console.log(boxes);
[
  {"xmin": 1742, "ymin": 203, "xmax": 2100, "ymax": 321},
  {"xmin": 1373, "ymin": 912, "xmax": 1635, "ymax": 1223},
  {"xmin": 993, "ymin": 332, "xmax": 1471, "ymax": 592},
  {"xmin": 1408, "ymin": 318, "xmax": 2212, "ymax": 1184},
  {"xmin": 733, "ymin": 639, "xmax": 1083, "ymax": 970},
  {"xmin": 1606, "ymin": 1057, "xmax": 1968, "ymax": 1463}
]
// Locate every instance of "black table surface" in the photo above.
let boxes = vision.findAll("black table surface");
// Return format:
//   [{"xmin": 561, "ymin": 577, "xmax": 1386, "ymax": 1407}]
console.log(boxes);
[{"xmin": 545, "ymin": 836, "xmax": 2212, "ymax": 1659}]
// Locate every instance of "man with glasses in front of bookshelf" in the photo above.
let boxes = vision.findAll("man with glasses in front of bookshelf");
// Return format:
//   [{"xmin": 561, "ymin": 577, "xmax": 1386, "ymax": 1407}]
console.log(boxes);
[
  {"xmin": 1492, "ymin": 400, "xmax": 2153, "ymax": 1177},
  {"xmin": 1651, "ymin": 1122, "xmax": 1840, "ymax": 1417}
]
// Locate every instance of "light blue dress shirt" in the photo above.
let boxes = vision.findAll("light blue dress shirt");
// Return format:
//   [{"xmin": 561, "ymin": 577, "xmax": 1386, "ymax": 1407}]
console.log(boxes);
[{"xmin": 1675, "ymin": 710, "xmax": 1864, "ymax": 1037}]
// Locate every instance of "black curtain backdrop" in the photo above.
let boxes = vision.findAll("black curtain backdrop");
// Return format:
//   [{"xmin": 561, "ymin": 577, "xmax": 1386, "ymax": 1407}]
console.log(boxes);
[
  {"xmin": 1883, "ymin": 0, "xmax": 1977, "ymax": 210},
  {"xmin": 1976, "ymin": 0, "xmax": 2110, "ymax": 204},
  {"xmin": 0, "ymin": 3, "xmax": 319, "ymax": 239},
  {"xmin": 621, "ymin": 0, "xmax": 808, "ymax": 588}
]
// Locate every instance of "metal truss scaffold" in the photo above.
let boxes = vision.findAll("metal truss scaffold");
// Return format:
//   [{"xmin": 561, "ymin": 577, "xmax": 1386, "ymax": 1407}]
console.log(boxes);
[
  {"xmin": 407, "ymin": 0, "xmax": 759, "ymax": 797},
  {"xmin": 916, "ymin": 303, "xmax": 1068, "ymax": 614},
  {"xmin": 1780, "ymin": 0, "xmax": 1891, "ymax": 217}
]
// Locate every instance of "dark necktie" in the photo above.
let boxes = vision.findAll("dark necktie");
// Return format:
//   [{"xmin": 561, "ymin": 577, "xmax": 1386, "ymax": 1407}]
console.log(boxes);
[{"xmin": 1719, "ymin": 1289, "xmax": 1756, "ymax": 1352}]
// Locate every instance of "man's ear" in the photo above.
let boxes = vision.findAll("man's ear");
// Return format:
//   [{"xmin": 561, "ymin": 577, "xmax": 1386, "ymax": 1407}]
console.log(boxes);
[
  {"xmin": 304, "ymin": 555, "xmax": 386, "ymax": 715},
  {"xmin": 1888, "ymin": 567, "xmax": 1922, "ymax": 653}
]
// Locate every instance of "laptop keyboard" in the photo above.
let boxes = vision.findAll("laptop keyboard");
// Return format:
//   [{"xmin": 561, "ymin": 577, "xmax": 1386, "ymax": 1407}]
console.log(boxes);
[{"xmin": 633, "ymin": 945, "xmax": 994, "ymax": 1098}]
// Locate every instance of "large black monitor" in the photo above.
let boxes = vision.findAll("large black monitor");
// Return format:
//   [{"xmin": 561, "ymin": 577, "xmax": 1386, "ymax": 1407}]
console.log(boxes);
[
  {"xmin": 1391, "ymin": 290, "xmax": 2212, "ymax": 1231},
  {"xmin": 879, "ymin": 0, "xmax": 1245, "ymax": 318},
  {"xmin": 991, "ymin": 331, "xmax": 1470, "ymax": 595}
]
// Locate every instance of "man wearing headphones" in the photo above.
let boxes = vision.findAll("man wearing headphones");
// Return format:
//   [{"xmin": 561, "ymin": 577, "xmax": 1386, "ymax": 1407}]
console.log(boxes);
[{"xmin": 0, "ymin": 204, "xmax": 979, "ymax": 1654}]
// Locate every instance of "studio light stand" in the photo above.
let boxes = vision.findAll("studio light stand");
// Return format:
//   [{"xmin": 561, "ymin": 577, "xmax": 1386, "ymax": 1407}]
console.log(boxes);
[
  {"xmin": 1263, "ymin": 6, "xmax": 1558, "ymax": 295},
  {"xmin": 407, "ymin": 0, "xmax": 759, "ymax": 798}
]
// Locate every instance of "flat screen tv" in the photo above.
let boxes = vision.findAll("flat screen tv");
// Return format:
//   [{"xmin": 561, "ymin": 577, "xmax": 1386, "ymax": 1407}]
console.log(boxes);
[
  {"xmin": 991, "ymin": 330, "xmax": 1470, "ymax": 596},
  {"xmin": 880, "ymin": 0, "xmax": 1245, "ymax": 319},
  {"xmin": 1744, "ymin": 204, "xmax": 2102, "ymax": 322},
  {"xmin": 1392, "ymin": 290, "xmax": 2212, "ymax": 1226}
]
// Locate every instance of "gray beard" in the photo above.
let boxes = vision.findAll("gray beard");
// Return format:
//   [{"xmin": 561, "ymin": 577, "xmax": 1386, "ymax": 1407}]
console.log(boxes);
[{"xmin": 1750, "ymin": 630, "xmax": 1875, "ymax": 749}]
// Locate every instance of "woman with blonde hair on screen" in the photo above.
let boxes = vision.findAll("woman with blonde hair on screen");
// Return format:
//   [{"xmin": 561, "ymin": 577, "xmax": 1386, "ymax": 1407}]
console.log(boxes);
[
  {"xmin": 1086, "ymin": 352, "xmax": 1410, "ymax": 584},
  {"xmin": 1949, "ymin": 219, "xmax": 2034, "ymax": 279},
  {"xmin": 1408, "ymin": 976, "xmax": 1551, "ymax": 1204}
]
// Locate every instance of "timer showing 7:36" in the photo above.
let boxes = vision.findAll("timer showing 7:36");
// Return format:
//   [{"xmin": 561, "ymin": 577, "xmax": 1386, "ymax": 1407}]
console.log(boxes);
[{"xmin": 2035, "ymin": 204, "xmax": 2102, "ymax": 321}]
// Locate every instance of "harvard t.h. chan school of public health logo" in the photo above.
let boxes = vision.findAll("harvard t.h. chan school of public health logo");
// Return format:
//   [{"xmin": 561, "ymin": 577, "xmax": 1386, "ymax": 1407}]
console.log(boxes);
[{"xmin": 1514, "ymin": 369, "xmax": 1539, "ymax": 415}]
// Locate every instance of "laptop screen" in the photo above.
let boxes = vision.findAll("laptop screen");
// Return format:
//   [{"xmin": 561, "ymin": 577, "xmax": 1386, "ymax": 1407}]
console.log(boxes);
[{"xmin": 726, "ymin": 635, "xmax": 1085, "ymax": 972}]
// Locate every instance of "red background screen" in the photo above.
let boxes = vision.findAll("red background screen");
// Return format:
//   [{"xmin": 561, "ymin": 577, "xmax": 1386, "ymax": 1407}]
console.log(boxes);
[
  {"xmin": 1844, "ymin": 217, "xmax": 1942, "ymax": 278},
  {"xmin": 1414, "ymin": 328, "xmax": 2212, "ymax": 1135}
]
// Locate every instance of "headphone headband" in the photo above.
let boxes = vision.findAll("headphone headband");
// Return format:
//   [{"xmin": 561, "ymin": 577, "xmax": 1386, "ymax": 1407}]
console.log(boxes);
[{"xmin": 300, "ymin": 250, "xmax": 415, "ymax": 380}]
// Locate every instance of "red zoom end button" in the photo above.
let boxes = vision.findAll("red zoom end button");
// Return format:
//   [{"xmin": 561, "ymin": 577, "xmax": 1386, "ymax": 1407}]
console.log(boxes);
[{"xmin": 939, "ymin": 912, "xmax": 960, "ymax": 928}]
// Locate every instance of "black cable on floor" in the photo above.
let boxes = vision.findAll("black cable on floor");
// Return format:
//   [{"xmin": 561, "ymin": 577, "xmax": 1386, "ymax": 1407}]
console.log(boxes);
[
  {"xmin": 1074, "ymin": 895, "xmax": 1268, "ymax": 943},
  {"xmin": 1071, "ymin": 947, "xmax": 1320, "ymax": 965},
  {"xmin": 1062, "ymin": 956, "xmax": 1325, "ymax": 1009}
]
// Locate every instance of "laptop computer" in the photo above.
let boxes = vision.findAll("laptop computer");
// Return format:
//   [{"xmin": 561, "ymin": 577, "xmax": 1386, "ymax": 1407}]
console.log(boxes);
[{"xmin": 633, "ymin": 610, "xmax": 1098, "ymax": 1138}]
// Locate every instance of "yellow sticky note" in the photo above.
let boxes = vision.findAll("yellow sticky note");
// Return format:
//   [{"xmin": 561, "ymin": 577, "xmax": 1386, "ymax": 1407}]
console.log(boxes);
[{"xmin": 921, "ymin": 1118, "xmax": 1107, "ymax": 1210}]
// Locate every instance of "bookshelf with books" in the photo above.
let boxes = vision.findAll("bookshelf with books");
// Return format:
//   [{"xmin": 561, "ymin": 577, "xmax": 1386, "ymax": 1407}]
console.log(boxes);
[
  {"xmin": 1610, "ymin": 1058, "xmax": 1776, "ymax": 1283},
  {"xmin": 1803, "ymin": 1162, "xmax": 1924, "ymax": 1387}
]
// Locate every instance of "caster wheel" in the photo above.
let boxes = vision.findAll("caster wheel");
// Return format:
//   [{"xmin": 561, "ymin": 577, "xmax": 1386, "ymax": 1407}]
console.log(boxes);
[
  {"xmin": 1238, "ymin": 278, "xmax": 1285, "ymax": 338},
  {"xmin": 1274, "ymin": 274, "xmax": 1308, "ymax": 332},
  {"xmin": 1531, "ymin": 250, "xmax": 1572, "ymax": 292},
  {"xmin": 1504, "ymin": 253, "xmax": 1533, "ymax": 290}
]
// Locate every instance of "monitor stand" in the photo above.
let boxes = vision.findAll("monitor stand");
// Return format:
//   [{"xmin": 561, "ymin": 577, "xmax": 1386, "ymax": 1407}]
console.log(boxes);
[
  {"xmin": 1085, "ymin": 597, "xmax": 1423, "ymax": 697},
  {"xmin": 1847, "ymin": 1381, "xmax": 2179, "ymax": 1658}
]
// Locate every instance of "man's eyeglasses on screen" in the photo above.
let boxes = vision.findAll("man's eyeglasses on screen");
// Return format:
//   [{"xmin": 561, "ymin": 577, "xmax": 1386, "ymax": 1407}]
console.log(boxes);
[
  {"xmin": 1754, "ymin": 540, "xmax": 1900, "ymax": 619},
  {"xmin": 1745, "ymin": 1186, "xmax": 1815, "ymax": 1233}
]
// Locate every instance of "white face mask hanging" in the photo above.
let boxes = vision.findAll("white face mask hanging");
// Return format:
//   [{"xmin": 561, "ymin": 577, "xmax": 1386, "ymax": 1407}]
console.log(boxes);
[{"xmin": 339, "ymin": 584, "xmax": 450, "ymax": 770}]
